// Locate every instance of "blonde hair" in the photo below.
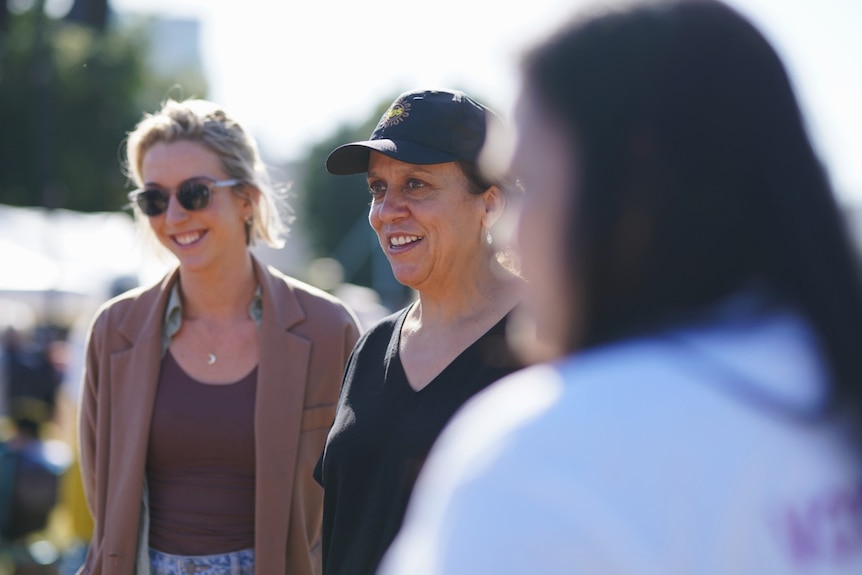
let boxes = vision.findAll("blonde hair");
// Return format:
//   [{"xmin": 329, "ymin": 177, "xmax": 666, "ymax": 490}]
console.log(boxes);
[{"xmin": 124, "ymin": 98, "xmax": 289, "ymax": 250}]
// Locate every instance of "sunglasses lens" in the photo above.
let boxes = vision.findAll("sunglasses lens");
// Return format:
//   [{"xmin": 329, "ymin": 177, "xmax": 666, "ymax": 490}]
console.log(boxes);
[
  {"xmin": 178, "ymin": 181, "xmax": 211, "ymax": 211},
  {"xmin": 136, "ymin": 189, "xmax": 169, "ymax": 216},
  {"xmin": 134, "ymin": 180, "xmax": 221, "ymax": 216}
]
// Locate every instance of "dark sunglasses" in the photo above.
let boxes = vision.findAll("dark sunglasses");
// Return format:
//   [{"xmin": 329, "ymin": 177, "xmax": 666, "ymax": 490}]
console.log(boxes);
[{"xmin": 128, "ymin": 178, "xmax": 242, "ymax": 217}]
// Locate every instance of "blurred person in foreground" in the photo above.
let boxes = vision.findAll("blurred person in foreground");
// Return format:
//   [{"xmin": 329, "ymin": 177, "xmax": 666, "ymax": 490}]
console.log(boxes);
[
  {"xmin": 313, "ymin": 89, "xmax": 523, "ymax": 575},
  {"xmin": 379, "ymin": 1, "xmax": 862, "ymax": 573},
  {"xmin": 77, "ymin": 99, "xmax": 361, "ymax": 575}
]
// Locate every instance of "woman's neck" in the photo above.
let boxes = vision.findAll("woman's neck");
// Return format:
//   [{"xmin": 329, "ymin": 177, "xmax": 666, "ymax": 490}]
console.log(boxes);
[
  {"xmin": 178, "ymin": 255, "xmax": 258, "ymax": 320},
  {"xmin": 411, "ymin": 264, "xmax": 522, "ymax": 328}
]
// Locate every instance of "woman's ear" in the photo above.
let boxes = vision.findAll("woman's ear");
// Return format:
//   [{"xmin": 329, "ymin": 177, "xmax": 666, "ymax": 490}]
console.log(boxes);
[
  {"xmin": 482, "ymin": 185, "xmax": 506, "ymax": 229},
  {"xmin": 238, "ymin": 183, "xmax": 261, "ymax": 220}
]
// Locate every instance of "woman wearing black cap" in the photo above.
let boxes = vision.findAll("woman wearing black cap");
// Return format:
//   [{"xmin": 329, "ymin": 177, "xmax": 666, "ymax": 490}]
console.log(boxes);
[{"xmin": 313, "ymin": 89, "xmax": 523, "ymax": 575}]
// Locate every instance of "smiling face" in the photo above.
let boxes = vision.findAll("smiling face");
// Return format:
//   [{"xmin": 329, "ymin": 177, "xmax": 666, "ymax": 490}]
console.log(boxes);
[
  {"xmin": 367, "ymin": 153, "xmax": 492, "ymax": 295},
  {"xmin": 511, "ymin": 88, "xmax": 582, "ymax": 356},
  {"xmin": 140, "ymin": 140, "xmax": 252, "ymax": 274}
]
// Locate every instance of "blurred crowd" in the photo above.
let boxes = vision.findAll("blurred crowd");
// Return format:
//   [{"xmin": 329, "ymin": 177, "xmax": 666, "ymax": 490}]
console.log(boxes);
[{"xmin": 0, "ymin": 324, "xmax": 89, "ymax": 575}]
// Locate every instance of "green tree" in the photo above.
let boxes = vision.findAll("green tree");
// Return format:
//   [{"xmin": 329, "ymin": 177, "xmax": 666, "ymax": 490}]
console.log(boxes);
[
  {"xmin": 297, "ymin": 96, "xmax": 411, "ymax": 310},
  {"xmin": 0, "ymin": 7, "xmax": 207, "ymax": 212}
]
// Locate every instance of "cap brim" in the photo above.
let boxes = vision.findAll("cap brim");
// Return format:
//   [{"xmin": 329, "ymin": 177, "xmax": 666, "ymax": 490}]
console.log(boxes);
[{"xmin": 325, "ymin": 140, "xmax": 461, "ymax": 175}]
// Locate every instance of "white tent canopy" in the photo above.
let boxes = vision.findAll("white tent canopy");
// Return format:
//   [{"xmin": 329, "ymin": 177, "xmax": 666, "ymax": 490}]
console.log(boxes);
[
  {"xmin": 0, "ymin": 237, "xmax": 61, "ymax": 292},
  {"xmin": 0, "ymin": 203, "xmax": 169, "ymax": 327}
]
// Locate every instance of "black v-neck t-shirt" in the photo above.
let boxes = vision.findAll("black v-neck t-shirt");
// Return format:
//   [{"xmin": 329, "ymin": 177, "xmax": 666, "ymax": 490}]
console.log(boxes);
[{"xmin": 314, "ymin": 306, "xmax": 521, "ymax": 575}]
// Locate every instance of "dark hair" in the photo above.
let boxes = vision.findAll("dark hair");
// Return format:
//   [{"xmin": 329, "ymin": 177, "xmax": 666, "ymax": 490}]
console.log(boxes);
[
  {"xmin": 455, "ymin": 159, "xmax": 520, "ymax": 200},
  {"xmin": 522, "ymin": 0, "xmax": 862, "ymax": 425}
]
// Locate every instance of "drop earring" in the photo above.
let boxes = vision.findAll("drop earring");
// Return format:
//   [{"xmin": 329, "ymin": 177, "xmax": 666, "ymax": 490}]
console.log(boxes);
[
  {"xmin": 486, "ymin": 227, "xmax": 493, "ymax": 246},
  {"xmin": 244, "ymin": 216, "xmax": 253, "ymax": 245}
]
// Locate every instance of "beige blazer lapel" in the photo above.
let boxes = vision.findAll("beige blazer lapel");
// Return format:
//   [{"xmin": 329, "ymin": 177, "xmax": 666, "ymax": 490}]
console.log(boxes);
[
  {"xmin": 103, "ymin": 270, "xmax": 177, "ymax": 562},
  {"xmin": 253, "ymin": 260, "xmax": 311, "ymax": 574}
]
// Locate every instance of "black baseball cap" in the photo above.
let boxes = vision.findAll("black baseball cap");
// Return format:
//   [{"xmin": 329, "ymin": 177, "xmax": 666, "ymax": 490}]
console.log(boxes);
[{"xmin": 325, "ymin": 89, "xmax": 499, "ymax": 175}]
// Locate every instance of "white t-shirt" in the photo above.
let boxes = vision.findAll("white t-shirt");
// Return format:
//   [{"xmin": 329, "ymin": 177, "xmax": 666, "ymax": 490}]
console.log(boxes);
[{"xmin": 379, "ymin": 307, "xmax": 862, "ymax": 575}]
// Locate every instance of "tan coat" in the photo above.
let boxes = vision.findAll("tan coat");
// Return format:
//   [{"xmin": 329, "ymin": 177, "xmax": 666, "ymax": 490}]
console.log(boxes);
[{"xmin": 77, "ymin": 258, "xmax": 360, "ymax": 575}]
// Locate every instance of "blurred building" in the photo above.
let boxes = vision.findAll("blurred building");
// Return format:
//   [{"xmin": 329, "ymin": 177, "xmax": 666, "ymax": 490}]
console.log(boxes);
[
  {"xmin": 145, "ymin": 17, "xmax": 202, "ymax": 78},
  {"xmin": 0, "ymin": 204, "xmax": 169, "ymax": 329}
]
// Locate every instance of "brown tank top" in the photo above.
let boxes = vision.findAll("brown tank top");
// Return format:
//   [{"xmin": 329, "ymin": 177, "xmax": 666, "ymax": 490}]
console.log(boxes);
[{"xmin": 147, "ymin": 351, "xmax": 257, "ymax": 555}]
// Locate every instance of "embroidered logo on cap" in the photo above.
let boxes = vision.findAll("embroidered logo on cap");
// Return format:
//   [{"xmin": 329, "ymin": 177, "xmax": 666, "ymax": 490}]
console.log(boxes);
[{"xmin": 380, "ymin": 100, "xmax": 411, "ymax": 128}]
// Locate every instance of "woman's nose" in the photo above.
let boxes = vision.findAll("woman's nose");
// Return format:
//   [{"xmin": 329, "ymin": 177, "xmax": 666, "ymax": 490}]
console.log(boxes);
[
  {"xmin": 375, "ymin": 190, "xmax": 408, "ymax": 223},
  {"xmin": 163, "ymin": 193, "xmax": 189, "ymax": 223}
]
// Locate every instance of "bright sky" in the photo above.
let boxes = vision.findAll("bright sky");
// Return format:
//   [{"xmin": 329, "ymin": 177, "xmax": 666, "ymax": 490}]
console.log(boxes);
[{"xmin": 111, "ymin": 0, "xmax": 862, "ymax": 204}]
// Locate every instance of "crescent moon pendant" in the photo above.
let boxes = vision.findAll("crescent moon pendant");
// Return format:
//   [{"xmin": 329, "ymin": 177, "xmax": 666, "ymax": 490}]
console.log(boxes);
[{"xmin": 207, "ymin": 353, "xmax": 217, "ymax": 365}]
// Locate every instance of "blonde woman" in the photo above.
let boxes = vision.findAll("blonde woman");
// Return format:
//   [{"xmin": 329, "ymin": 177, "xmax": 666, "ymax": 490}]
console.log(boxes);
[{"xmin": 77, "ymin": 99, "xmax": 360, "ymax": 575}]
